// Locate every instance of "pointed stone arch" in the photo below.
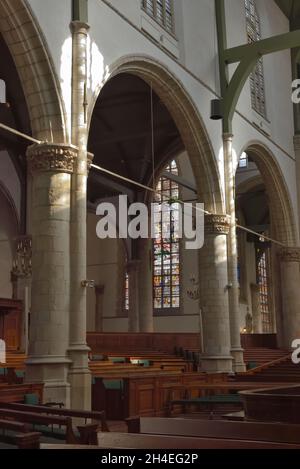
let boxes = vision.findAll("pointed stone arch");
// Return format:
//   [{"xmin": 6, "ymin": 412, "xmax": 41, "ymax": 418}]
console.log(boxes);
[
  {"xmin": 241, "ymin": 142, "xmax": 297, "ymax": 246},
  {"xmin": 88, "ymin": 55, "xmax": 224, "ymax": 214},
  {"xmin": 0, "ymin": 0, "xmax": 67, "ymax": 142}
]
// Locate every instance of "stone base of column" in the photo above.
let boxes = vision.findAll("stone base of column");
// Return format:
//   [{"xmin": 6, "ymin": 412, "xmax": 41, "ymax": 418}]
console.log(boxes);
[
  {"xmin": 68, "ymin": 346, "xmax": 91, "ymax": 410},
  {"xmin": 231, "ymin": 348, "xmax": 246, "ymax": 372},
  {"xmin": 25, "ymin": 356, "xmax": 71, "ymax": 406},
  {"xmin": 200, "ymin": 355, "xmax": 233, "ymax": 373}
]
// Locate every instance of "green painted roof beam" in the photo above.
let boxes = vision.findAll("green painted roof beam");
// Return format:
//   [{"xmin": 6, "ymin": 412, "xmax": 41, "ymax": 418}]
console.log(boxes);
[
  {"xmin": 224, "ymin": 29, "xmax": 300, "ymax": 64},
  {"xmin": 222, "ymin": 51, "xmax": 258, "ymax": 133},
  {"xmin": 72, "ymin": 0, "xmax": 88, "ymax": 22},
  {"xmin": 215, "ymin": 0, "xmax": 300, "ymax": 133}
]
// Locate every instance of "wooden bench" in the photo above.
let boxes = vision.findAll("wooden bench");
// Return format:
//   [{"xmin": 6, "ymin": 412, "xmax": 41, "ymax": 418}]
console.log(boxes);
[
  {"xmin": 168, "ymin": 393, "xmax": 242, "ymax": 416},
  {"xmin": 126, "ymin": 416, "xmax": 300, "ymax": 445},
  {"xmin": 96, "ymin": 431, "xmax": 300, "ymax": 449},
  {"xmin": 0, "ymin": 402, "xmax": 109, "ymax": 430},
  {"xmin": 0, "ymin": 403, "xmax": 109, "ymax": 444},
  {"xmin": 0, "ymin": 408, "xmax": 77, "ymax": 444},
  {"xmin": 0, "ymin": 383, "xmax": 43, "ymax": 404},
  {"xmin": 0, "ymin": 419, "xmax": 41, "ymax": 449}
]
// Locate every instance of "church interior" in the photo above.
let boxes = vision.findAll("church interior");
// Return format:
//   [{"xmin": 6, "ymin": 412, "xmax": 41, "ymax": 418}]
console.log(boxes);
[{"xmin": 1, "ymin": 0, "xmax": 300, "ymax": 450}]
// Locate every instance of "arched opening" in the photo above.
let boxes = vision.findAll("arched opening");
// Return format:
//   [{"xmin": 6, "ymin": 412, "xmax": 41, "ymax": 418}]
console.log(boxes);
[
  {"xmin": 236, "ymin": 142, "xmax": 297, "ymax": 346},
  {"xmin": 87, "ymin": 60, "xmax": 218, "ymax": 333},
  {"xmin": 0, "ymin": 0, "xmax": 66, "ymax": 142},
  {"xmin": 0, "ymin": 0, "xmax": 65, "ymax": 353}
]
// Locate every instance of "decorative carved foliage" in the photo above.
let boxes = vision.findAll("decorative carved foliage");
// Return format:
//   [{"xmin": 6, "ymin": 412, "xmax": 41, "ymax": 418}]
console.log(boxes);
[
  {"xmin": 205, "ymin": 214, "xmax": 230, "ymax": 235},
  {"xmin": 27, "ymin": 143, "xmax": 78, "ymax": 174}
]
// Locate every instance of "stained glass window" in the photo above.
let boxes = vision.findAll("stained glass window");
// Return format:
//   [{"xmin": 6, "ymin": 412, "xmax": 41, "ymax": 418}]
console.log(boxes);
[
  {"xmin": 256, "ymin": 245, "xmax": 271, "ymax": 333},
  {"xmin": 153, "ymin": 160, "xmax": 180, "ymax": 309},
  {"xmin": 142, "ymin": 0, "xmax": 174, "ymax": 34},
  {"xmin": 239, "ymin": 152, "xmax": 248, "ymax": 169},
  {"xmin": 124, "ymin": 272, "xmax": 129, "ymax": 311},
  {"xmin": 245, "ymin": 0, "xmax": 267, "ymax": 117}
]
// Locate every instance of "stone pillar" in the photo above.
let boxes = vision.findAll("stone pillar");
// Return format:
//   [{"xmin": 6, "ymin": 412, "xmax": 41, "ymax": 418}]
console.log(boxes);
[
  {"xmin": 127, "ymin": 260, "xmax": 140, "ymax": 332},
  {"xmin": 199, "ymin": 215, "xmax": 233, "ymax": 373},
  {"xmin": 278, "ymin": 248, "xmax": 300, "ymax": 349},
  {"xmin": 68, "ymin": 20, "xmax": 91, "ymax": 410},
  {"xmin": 223, "ymin": 133, "xmax": 246, "ymax": 372},
  {"xmin": 250, "ymin": 283, "xmax": 262, "ymax": 333},
  {"xmin": 94, "ymin": 285, "xmax": 105, "ymax": 332},
  {"xmin": 138, "ymin": 238, "xmax": 154, "ymax": 333},
  {"xmin": 25, "ymin": 143, "xmax": 77, "ymax": 405},
  {"xmin": 294, "ymin": 136, "xmax": 300, "ymax": 233}
]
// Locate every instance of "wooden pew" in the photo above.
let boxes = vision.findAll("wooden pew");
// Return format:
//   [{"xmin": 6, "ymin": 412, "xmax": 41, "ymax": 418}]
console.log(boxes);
[
  {"xmin": 126, "ymin": 417, "xmax": 300, "ymax": 445},
  {"xmin": 0, "ymin": 419, "xmax": 41, "ymax": 449},
  {"xmin": 0, "ymin": 383, "xmax": 43, "ymax": 404},
  {"xmin": 0, "ymin": 408, "xmax": 77, "ymax": 444},
  {"xmin": 0, "ymin": 402, "xmax": 109, "ymax": 433},
  {"xmin": 96, "ymin": 431, "xmax": 300, "ymax": 449}
]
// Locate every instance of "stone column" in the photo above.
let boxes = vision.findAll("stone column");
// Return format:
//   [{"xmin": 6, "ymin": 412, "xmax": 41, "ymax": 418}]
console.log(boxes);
[
  {"xmin": 94, "ymin": 285, "xmax": 105, "ymax": 332},
  {"xmin": 127, "ymin": 260, "xmax": 140, "ymax": 332},
  {"xmin": 25, "ymin": 143, "xmax": 77, "ymax": 405},
  {"xmin": 294, "ymin": 136, "xmax": 300, "ymax": 233},
  {"xmin": 138, "ymin": 238, "xmax": 154, "ymax": 333},
  {"xmin": 199, "ymin": 215, "xmax": 233, "ymax": 373},
  {"xmin": 278, "ymin": 248, "xmax": 300, "ymax": 348},
  {"xmin": 68, "ymin": 20, "xmax": 91, "ymax": 410},
  {"xmin": 223, "ymin": 133, "xmax": 246, "ymax": 372},
  {"xmin": 250, "ymin": 283, "xmax": 262, "ymax": 333}
]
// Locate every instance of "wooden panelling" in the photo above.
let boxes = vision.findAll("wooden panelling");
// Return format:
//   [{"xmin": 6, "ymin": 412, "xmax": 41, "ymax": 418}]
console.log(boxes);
[
  {"xmin": 0, "ymin": 383, "xmax": 43, "ymax": 403},
  {"xmin": 0, "ymin": 298, "xmax": 22, "ymax": 351},
  {"xmin": 92, "ymin": 372, "xmax": 227, "ymax": 419},
  {"xmin": 87, "ymin": 332, "xmax": 200, "ymax": 354},
  {"xmin": 88, "ymin": 332, "xmax": 278, "ymax": 355},
  {"xmin": 241, "ymin": 334, "xmax": 277, "ymax": 349}
]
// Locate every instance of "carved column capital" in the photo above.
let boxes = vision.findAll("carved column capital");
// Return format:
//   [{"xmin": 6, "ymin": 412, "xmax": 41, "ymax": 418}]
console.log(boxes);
[
  {"xmin": 27, "ymin": 143, "xmax": 78, "ymax": 174},
  {"xmin": 87, "ymin": 152, "xmax": 94, "ymax": 173},
  {"xmin": 70, "ymin": 20, "xmax": 90, "ymax": 35},
  {"xmin": 278, "ymin": 247, "xmax": 300, "ymax": 263},
  {"xmin": 205, "ymin": 214, "xmax": 230, "ymax": 235}
]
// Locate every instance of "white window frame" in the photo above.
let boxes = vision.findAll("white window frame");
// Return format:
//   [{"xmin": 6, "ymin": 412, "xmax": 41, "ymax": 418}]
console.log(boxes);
[
  {"xmin": 141, "ymin": 0, "xmax": 175, "ymax": 35},
  {"xmin": 245, "ymin": 0, "xmax": 267, "ymax": 119}
]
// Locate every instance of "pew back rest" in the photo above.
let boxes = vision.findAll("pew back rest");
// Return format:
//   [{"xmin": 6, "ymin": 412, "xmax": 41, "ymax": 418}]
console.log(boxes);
[
  {"xmin": 0, "ymin": 402, "xmax": 109, "ymax": 432},
  {"xmin": 127, "ymin": 417, "xmax": 300, "ymax": 445},
  {"xmin": 97, "ymin": 431, "xmax": 300, "ymax": 449},
  {"xmin": 0, "ymin": 408, "xmax": 77, "ymax": 443}
]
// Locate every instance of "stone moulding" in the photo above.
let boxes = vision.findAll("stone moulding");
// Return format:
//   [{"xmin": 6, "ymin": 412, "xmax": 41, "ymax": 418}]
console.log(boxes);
[
  {"xmin": 26, "ymin": 143, "xmax": 79, "ymax": 174},
  {"xmin": 205, "ymin": 214, "xmax": 230, "ymax": 235},
  {"xmin": 278, "ymin": 247, "xmax": 300, "ymax": 263}
]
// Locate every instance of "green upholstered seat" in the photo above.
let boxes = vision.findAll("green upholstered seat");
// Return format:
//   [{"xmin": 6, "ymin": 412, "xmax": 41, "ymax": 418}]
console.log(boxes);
[
  {"xmin": 103, "ymin": 379, "xmax": 123, "ymax": 390},
  {"xmin": 108, "ymin": 357, "xmax": 126, "ymax": 363},
  {"xmin": 24, "ymin": 393, "xmax": 39, "ymax": 405},
  {"xmin": 247, "ymin": 361, "xmax": 258, "ymax": 370}
]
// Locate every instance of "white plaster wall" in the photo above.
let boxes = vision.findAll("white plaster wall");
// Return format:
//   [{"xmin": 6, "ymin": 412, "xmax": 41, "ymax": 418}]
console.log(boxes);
[
  {"xmin": 177, "ymin": 152, "xmax": 200, "ymax": 317},
  {"xmin": 26, "ymin": 1, "xmax": 299, "ymax": 236},
  {"xmin": 86, "ymin": 212, "xmax": 122, "ymax": 329},
  {"xmin": 27, "ymin": 0, "xmax": 73, "ymax": 140}
]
